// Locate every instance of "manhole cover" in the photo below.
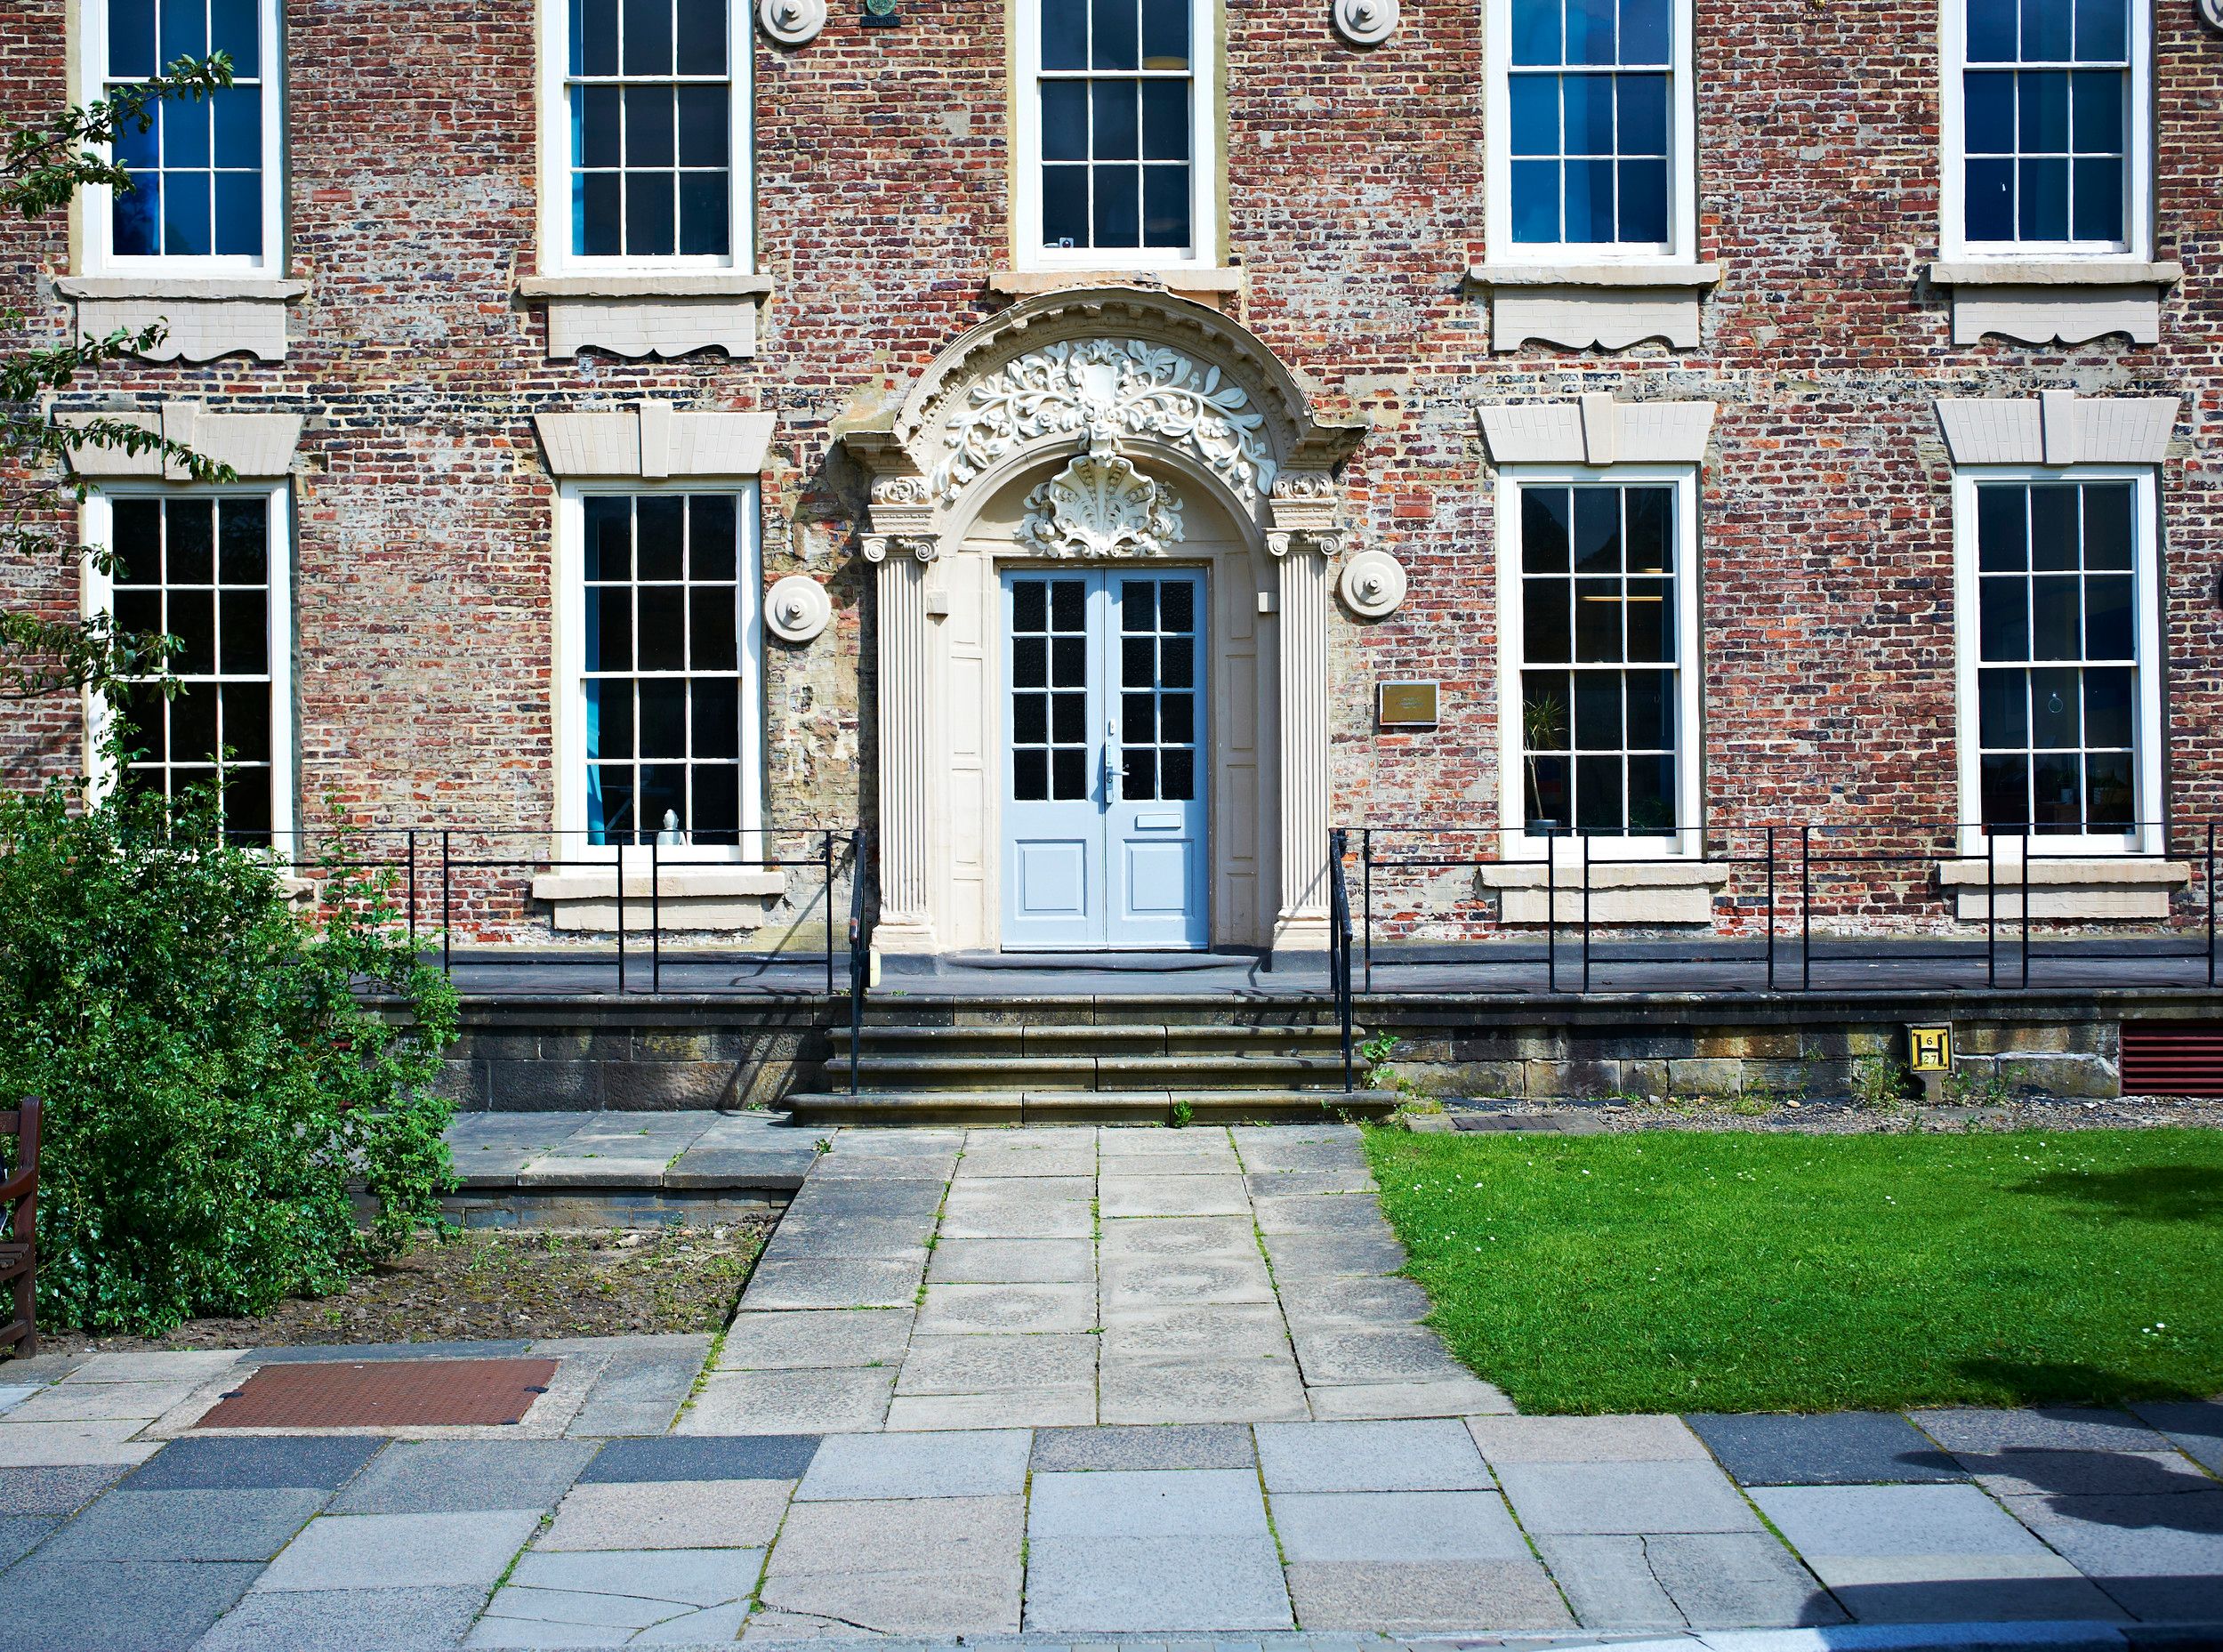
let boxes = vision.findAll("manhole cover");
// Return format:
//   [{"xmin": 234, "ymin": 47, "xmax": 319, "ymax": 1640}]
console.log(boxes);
[{"xmin": 194, "ymin": 1358, "xmax": 560, "ymax": 1430}]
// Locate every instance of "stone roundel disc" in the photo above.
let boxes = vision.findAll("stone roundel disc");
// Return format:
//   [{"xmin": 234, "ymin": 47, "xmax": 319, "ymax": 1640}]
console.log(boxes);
[
  {"xmin": 765, "ymin": 574, "xmax": 833, "ymax": 643},
  {"xmin": 1339, "ymin": 548, "xmax": 1408, "ymax": 618}
]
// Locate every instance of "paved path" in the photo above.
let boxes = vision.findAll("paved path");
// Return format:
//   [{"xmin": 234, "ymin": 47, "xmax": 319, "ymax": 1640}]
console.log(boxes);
[
  {"xmin": 0, "ymin": 1124, "xmax": 2213, "ymax": 1648},
  {"xmin": 700, "ymin": 1124, "xmax": 1508, "ymax": 1431}
]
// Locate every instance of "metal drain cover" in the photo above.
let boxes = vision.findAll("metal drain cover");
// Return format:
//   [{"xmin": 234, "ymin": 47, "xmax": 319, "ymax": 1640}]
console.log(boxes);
[{"xmin": 195, "ymin": 1358, "xmax": 560, "ymax": 1430}]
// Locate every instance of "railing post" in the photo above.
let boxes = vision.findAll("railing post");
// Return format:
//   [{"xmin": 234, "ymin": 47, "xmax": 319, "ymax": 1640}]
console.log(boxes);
[
  {"xmin": 1362, "ymin": 826, "xmax": 1373, "ymax": 995},
  {"xmin": 616, "ymin": 834, "xmax": 627, "ymax": 995},
  {"xmin": 1985, "ymin": 828, "xmax": 1997, "ymax": 989},
  {"xmin": 406, "ymin": 827, "xmax": 417, "ymax": 955},
  {"xmin": 440, "ymin": 830, "xmax": 452, "ymax": 979},
  {"xmin": 1330, "ymin": 828, "xmax": 1353, "ymax": 1094},
  {"xmin": 850, "ymin": 827, "xmax": 868, "ymax": 1097},
  {"xmin": 651, "ymin": 834, "xmax": 663, "ymax": 995},
  {"xmin": 1800, "ymin": 824, "xmax": 1811, "ymax": 992},
  {"xmin": 1545, "ymin": 833, "xmax": 1558, "ymax": 995},
  {"xmin": 2209, "ymin": 821, "xmax": 2218, "ymax": 989},
  {"xmin": 1580, "ymin": 829, "xmax": 1592, "ymax": 995},
  {"xmin": 1764, "ymin": 825, "xmax": 1776, "ymax": 991},
  {"xmin": 824, "ymin": 830, "xmax": 837, "ymax": 998},
  {"xmin": 2020, "ymin": 829, "xmax": 2032, "ymax": 989}
]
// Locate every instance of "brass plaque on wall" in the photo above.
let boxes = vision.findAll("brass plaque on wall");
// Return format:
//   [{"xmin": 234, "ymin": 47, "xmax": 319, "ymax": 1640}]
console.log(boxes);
[{"xmin": 1377, "ymin": 681, "xmax": 1439, "ymax": 729}]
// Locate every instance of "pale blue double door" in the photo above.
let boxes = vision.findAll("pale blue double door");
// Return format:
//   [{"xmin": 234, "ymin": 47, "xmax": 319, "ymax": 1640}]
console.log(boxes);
[{"xmin": 1003, "ymin": 568, "xmax": 1209, "ymax": 950}]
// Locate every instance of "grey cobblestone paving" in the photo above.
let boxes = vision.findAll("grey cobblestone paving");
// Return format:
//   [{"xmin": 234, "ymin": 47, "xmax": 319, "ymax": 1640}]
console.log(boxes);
[{"xmin": 0, "ymin": 1124, "xmax": 2210, "ymax": 1647}]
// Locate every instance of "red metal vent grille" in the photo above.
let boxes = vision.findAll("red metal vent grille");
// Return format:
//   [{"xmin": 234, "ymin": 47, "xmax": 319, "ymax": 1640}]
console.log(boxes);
[
  {"xmin": 2121, "ymin": 1023, "xmax": 2223, "ymax": 1099},
  {"xmin": 194, "ymin": 1358, "xmax": 559, "ymax": 1430}
]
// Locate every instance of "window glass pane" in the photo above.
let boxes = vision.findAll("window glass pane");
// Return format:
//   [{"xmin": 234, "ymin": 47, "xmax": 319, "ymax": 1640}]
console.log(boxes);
[
  {"xmin": 1575, "ymin": 754, "xmax": 1623, "ymax": 831},
  {"xmin": 1140, "ymin": 80, "xmax": 1187, "ymax": 159},
  {"xmin": 1618, "ymin": 159, "xmax": 1667, "ymax": 242},
  {"xmin": 1561, "ymin": 75, "xmax": 1614, "ymax": 153},
  {"xmin": 1968, "ymin": 0, "xmax": 2018, "ymax": 60},
  {"xmin": 623, "ymin": 0, "xmax": 673, "ymax": 73},
  {"xmin": 109, "ymin": 0, "xmax": 157, "ymax": 77},
  {"xmin": 1092, "ymin": 162, "xmax": 1140, "ymax": 246},
  {"xmin": 1052, "ymin": 748, "xmax": 1087, "ymax": 800},
  {"xmin": 2069, "ymin": 69, "xmax": 2119, "ymax": 151},
  {"xmin": 1092, "ymin": 81, "xmax": 1139, "ymax": 158},
  {"xmin": 1619, "ymin": 0, "xmax": 1669, "ymax": 63},
  {"xmin": 637, "ymin": 585, "xmax": 686, "ymax": 670},
  {"xmin": 1043, "ymin": 82, "xmax": 1089, "ymax": 159},
  {"xmin": 218, "ymin": 499, "xmax": 267, "ymax": 583},
  {"xmin": 1624, "ymin": 669, "xmax": 1671, "ymax": 748},
  {"xmin": 1625, "ymin": 577, "xmax": 1671, "ymax": 660},
  {"xmin": 219, "ymin": 591, "xmax": 266, "ymax": 674},
  {"xmin": 1979, "ymin": 670, "xmax": 2027, "ymax": 746},
  {"xmin": 2074, "ymin": 0, "xmax": 2125, "ymax": 58},
  {"xmin": 587, "ymin": 681, "xmax": 632, "ymax": 758},
  {"xmin": 1523, "ymin": 579, "xmax": 1571, "ymax": 663},
  {"xmin": 1043, "ymin": 0, "xmax": 1088, "ymax": 69},
  {"xmin": 213, "ymin": 170, "xmax": 259, "ymax": 256},
  {"xmin": 2028, "ymin": 485, "xmax": 2078, "ymax": 568},
  {"xmin": 1510, "ymin": 76, "xmax": 1559, "ymax": 156},
  {"xmin": 689, "ymin": 585, "xmax": 737, "ymax": 670},
  {"xmin": 1567, "ymin": 0, "xmax": 1616, "ymax": 63},
  {"xmin": 1965, "ymin": 158, "xmax": 2014, "ymax": 239},
  {"xmin": 1617, "ymin": 74, "xmax": 1668, "ymax": 154},
  {"xmin": 1510, "ymin": 161, "xmax": 1559, "ymax": 241},
  {"xmin": 579, "ymin": 172, "xmax": 622, "ymax": 254},
  {"xmin": 678, "ymin": 84, "xmax": 728, "ymax": 165},
  {"xmin": 168, "ymin": 502, "xmax": 214, "ymax": 583},
  {"xmin": 159, "ymin": 0, "xmax": 205, "ymax": 57},
  {"xmin": 2018, "ymin": 70, "xmax": 2068, "ymax": 150},
  {"xmin": 1976, "ymin": 487, "xmax": 2026, "ymax": 570},
  {"xmin": 1522, "ymin": 488, "xmax": 1571, "ymax": 570},
  {"xmin": 594, "ymin": 587, "xmax": 633, "ymax": 671},
  {"xmin": 1574, "ymin": 581, "xmax": 1621, "ymax": 662},
  {"xmin": 691, "ymin": 677, "xmax": 739, "ymax": 757},
  {"xmin": 1043, "ymin": 165, "xmax": 1089, "ymax": 246},
  {"xmin": 1566, "ymin": 158, "xmax": 1615, "ymax": 240},
  {"xmin": 581, "ymin": 85, "xmax": 622, "ymax": 165},
  {"xmin": 2029, "ymin": 575, "xmax": 2080, "ymax": 659},
  {"xmin": 2081, "ymin": 484, "xmax": 2132, "ymax": 569},
  {"xmin": 210, "ymin": 0, "xmax": 259, "ymax": 75},
  {"xmin": 220, "ymin": 679, "xmax": 270, "ymax": 762},
  {"xmin": 692, "ymin": 767, "xmax": 738, "ymax": 838},
  {"xmin": 1979, "ymin": 576, "xmax": 2027, "ymax": 661},
  {"xmin": 1091, "ymin": 0, "xmax": 1138, "ymax": 68},
  {"xmin": 2070, "ymin": 157, "xmax": 2121, "ymax": 241},
  {"xmin": 213, "ymin": 86, "xmax": 260, "ymax": 167},
  {"xmin": 1574, "ymin": 673, "xmax": 1622, "ymax": 750},
  {"xmin": 679, "ymin": 173, "xmax": 728, "ymax": 255},
  {"xmin": 2085, "ymin": 751, "xmax": 2133, "ymax": 827},
  {"xmin": 168, "ymin": 101, "xmax": 212, "ymax": 168},
  {"xmin": 636, "ymin": 496, "xmax": 684, "ymax": 576},
  {"xmin": 1124, "ymin": 749, "xmax": 1157, "ymax": 801},
  {"xmin": 1140, "ymin": 0, "xmax": 1188, "ymax": 67},
  {"xmin": 2083, "ymin": 573, "xmax": 2132, "ymax": 659},
  {"xmin": 171, "ymin": 682, "xmax": 218, "ymax": 761},
  {"xmin": 1964, "ymin": 72, "xmax": 2015, "ymax": 152},
  {"xmin": 676, "ymin": 0, "xmax": 727, "ymax": 71},
  {"xmin": 1572, "ymin": 488, "xmax": 1620, "ymax": 572},
  {"xmin": 689, "ymin": 496, "xmax": 737, "ymax": 577},
  {"xmin": 2083, "ymin": 665, "xmax": 2132, "ymax": 748},
  {"xmin": 625, "ymin": 85, "xmax": 676, "ymax": 166},
  {"xmin": 1142, "ymin": 165, "xmax": 1189, "ymax": 246},
  {"xmin": 638, "ymin": 680, "xmax": 687, "ymax": 755},
  {"xmin": 1981, "ymin": 753, "xmax": 2029, "ymax": 826},
  {"xmin": 1510, "ymin": 0, "xmax": 1560, "ymax": 65},
  {"xmin": 2021, "ymin": 0, "xmax": 2071, "ymax": 58},
  {"xmin": 2016, "ymin": 157, "xmax": 2067, "ymax": 239},
  {"xmin": 2030, "ymin": 665, "xmax": 2080, "ymax": 746}
]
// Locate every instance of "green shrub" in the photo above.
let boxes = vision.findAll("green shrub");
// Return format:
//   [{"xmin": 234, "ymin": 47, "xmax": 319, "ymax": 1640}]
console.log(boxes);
[{"xmin": 0, "ymin": 776, "xmax": 460, "ymax": 1335}]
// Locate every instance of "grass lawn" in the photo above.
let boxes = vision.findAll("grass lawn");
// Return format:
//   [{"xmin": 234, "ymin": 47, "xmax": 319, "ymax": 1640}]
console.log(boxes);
[{"xmin": 1365, "ymin": 1124, "xmax": 2223, "ymax": 1415}]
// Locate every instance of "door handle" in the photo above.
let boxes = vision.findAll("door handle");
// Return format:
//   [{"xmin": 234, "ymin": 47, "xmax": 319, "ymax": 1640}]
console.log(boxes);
[{"xmin": 1103, "ymin": 719, "xmax": 1121, "ymax": 804}]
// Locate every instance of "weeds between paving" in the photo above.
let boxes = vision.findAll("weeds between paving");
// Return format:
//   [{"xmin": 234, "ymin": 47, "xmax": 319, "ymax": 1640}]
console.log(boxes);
[{"xmin": 1366, "ymin": 1124, "xmax": 2223, "ymax": 1416}]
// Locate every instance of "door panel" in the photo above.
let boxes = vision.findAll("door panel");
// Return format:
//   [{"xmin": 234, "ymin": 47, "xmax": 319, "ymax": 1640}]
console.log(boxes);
[{"xmin": 1001, "ymin": 567, "xmax": 1208, "ymax": 950}]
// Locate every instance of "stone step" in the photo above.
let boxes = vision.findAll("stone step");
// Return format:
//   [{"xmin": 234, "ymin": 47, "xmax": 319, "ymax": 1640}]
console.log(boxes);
[
  {"xmin": 814, "ymin": 1052, "xmax": 1357, "ymax": 1092},
  {"xmin": 827, "ymin": 1022, "xmax": 1349, "ymax": 1057},
  {"xmin": 855, "ymin": 996, "xmax": 1346, "ymax": 1028},
  {"xmin": 779, "ymin": 1088, "xmax": 1399, "ymax": 1126}
]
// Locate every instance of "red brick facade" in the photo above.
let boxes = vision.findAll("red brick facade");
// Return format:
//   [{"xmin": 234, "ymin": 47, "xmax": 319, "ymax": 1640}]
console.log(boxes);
[{"xmin": 2, "ymin": 0, "xmax": 2218, "ymax": 941}]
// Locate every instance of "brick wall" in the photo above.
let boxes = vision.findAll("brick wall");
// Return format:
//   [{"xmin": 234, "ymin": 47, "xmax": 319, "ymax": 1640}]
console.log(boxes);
[{"xmin": 1, "ymin": 0, "xmax": 2217, "ymax": 938}]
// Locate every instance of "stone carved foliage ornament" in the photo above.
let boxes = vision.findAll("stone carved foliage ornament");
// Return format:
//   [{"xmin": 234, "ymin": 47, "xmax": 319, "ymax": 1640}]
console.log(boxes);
[
  {"xmin": 932, "ymin": 339, "xmax": 1277, "ymax": 508},
  {"xmin": 758, "ymin": 0, "xmax": 826, "ymax": 44},
  {"xmin": 764, "ymin": 575, "xmax": 832, "ymax": 642},
  {"xmin": 870, "ymin": 475, "xmax": 930, "ymax": 505},
  {"xmin": 1333, "ymin": 0, "xmax": 1398, "ymax": 45},
  {"xmin": 1339, "ymin": 549, "xmax": 1407, "ymax": 618},
  {"xmin": 1020, "ymin": 432, "xmax": 1186, "ymax": 559}
]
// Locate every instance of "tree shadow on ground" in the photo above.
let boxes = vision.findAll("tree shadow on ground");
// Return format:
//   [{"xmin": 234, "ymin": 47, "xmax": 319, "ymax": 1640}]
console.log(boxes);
[
  {"xmin": 2009, "ymin": 1165, "xmax": 2223, "ymax": 1223},
  {"xmin": 1952, "ymin": 1358, "xmax": 2210, "ymax": 1408}
]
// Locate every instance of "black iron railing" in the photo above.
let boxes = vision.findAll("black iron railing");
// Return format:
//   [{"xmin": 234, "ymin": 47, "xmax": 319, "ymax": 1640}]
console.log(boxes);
[
  {"xmin": 240, "ymin": 825, "xmax": 861, "ymax": 998},
  {"xmin": 848, "ymin": 828, "xmax": 872, "ymax": 1093},
  {"xmin": 1327, "ymin": 826, "xmax": 1356, "ymax": 1092},
  {"xmin": 1337, "ymin": 819, "xmax": 2220, "ymax": 997}
]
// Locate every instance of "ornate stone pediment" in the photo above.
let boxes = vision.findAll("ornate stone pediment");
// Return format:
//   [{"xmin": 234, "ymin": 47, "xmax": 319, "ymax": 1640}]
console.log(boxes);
[
  {"xmin": 1019, "ymin": 433, "xmax": 1185, "ymax": 559},
  {"xmin": 932, "ymin": 337, "xmax": 1276, "ymax": 508}
]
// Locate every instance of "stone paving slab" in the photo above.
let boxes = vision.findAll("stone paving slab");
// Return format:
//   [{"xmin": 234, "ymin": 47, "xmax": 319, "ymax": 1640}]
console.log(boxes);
[
  {"xmin": 755, "ymin": 1495, "xmax": 1026, "ymax": 1637},
  {"xmin": 796, "ymin": 1430, "xmax": 1031, "ymax": 1501},
  {"xmin": 1256, "ymin": 1419, "xmax": 1492, "ymax": 1492},
  {"xmin": 1284, "ymin": 1559, "xmax": 1575, "ymax": 1632},
  {"xmin": 1686, "ymin": 1412, "xmax": 1966, "ymax": 1486},
  {"xmin": 0, "ymin": 1557, "xmax": 262, "ymax": 1652},
  {"xmin": 1270, "ymin": 1490, "xmax": 1530, "ymax": 1561},
  {"xmin": 252, "ymin": 1508, "xmax": 542, "ymax": 1592},
  {"xmin": 582, "ymin": 1436, "xmax": 819, "ymax": 1483},
  {"xmin": 2132, "ymin": 1400, "xmax": 2223, "ymax": 1474},
  {"xmin": 329, "ymin": 1439, "xmax": 598, "ymax": 1514},
  {"xmin": 197, "ymin": 1584, "xmax": 487, "ymax": 1651},
  {"xmin": 1494, "ymin": 1460, "xmax": 1763, "ymax": 1535},
  {"xmin": 36, "ymin": 1487, "xmax": 325, "ymax": 1562},
  {"xmin": 540, "ymin": 1478, "xmax": 793, "ymax": 1550},
  {"xmin": 716, "ymin": 1309, "xmax": 915, "ymax": 1371},
  {"xmin": 679, "ymin": 1369, "xmax": 895, "ymax": 1434}
]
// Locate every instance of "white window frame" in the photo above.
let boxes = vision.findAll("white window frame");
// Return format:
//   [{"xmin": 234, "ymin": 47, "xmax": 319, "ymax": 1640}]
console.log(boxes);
[
  {"xmin": 1938, "ymin": 0, "xmax": 2152, "ymax": 263},
  {"xmin": 1951, "ymin": 464, "xmax": 2162, "ymax": 858},
  {"xmin": 78, "ymin": 483, "xmax": 296, "ymax": 842},
  {"xmin": 1484, "ymin": 0, "xmax": 1698, "ymax": 269},
  {"xmin": 1012, "ymin": 0, "xmax": 1221, "ymax": 270},
  {"xmin": 552, "ymin": 479, "xmax": 765, "ymax": 864},
  {"xmin": 538, "ymin": 0, "xmax": 755, "ymax": 275},
  {"xmin": 1494, "ymin": 463, "xmax": 1703, "ymax": 862},
  {"xmin": 77, "ymin": 0, "xmax": 286, "ymax": 274}
]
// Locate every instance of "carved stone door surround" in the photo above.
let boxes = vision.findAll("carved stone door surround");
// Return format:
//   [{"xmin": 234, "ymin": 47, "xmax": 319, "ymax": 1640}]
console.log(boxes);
[{"xmin": 838, "ymin": 288, "xmax": 1366, "ymax": 961}]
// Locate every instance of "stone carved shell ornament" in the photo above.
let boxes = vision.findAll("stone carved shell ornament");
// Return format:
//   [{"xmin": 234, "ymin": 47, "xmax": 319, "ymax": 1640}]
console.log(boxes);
[
  {"xmin": 931, "ymin": 339, "xmax": 1277, "ymax": 508},
  {"xmin": 1020, "ymin": 434, "xmax": 1186, "ymax": 559}
]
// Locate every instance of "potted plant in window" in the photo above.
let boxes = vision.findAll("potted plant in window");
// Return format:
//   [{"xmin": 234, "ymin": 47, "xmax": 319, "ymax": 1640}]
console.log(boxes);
[{"xmin": 1522, "ymin": 689, "xmax": 1566, "ymax": 839}]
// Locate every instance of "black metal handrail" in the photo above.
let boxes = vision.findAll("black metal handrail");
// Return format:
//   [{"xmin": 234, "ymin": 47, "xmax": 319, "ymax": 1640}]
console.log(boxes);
[
  {"xmin": 1328, "ymin": 827, "xmax": 1355, "ymax": 1092},
  {"xmin": 1341, "ymin": 818, "xmax": 2219, "ymax": 997}
]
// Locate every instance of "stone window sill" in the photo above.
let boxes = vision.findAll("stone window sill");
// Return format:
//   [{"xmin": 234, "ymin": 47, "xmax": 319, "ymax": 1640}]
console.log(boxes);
[
  {"xmin": 531, "ymin": 866, "xmax": 790, "ymax": 934},
  {"xmin": 988, "ymin": 266, "xmax": 1245, "ymax": 299},
  {"xmin": 1937, "ymin": 857, "xmax": 2189, "ymax": 921},
  {"xmin": 1477, "ymin": 858, "xmax": 1730, "ymax": 926},
  {"xmin": 516, "ymin": 272, "xmax": 774, "ymax": 359},
  {"xmin": 1924, "ymin": 260, "xmax": 2182, "ymax": 287},
  {"xmin": 1466, "ymin": 263, "xmax": 1721, "ymax": 353},
  {"xmin": 1923, "ymin": 262, "xmax": 2181, "ymax": 347},
  {"xmin": 53, "ymin": 274, "xmax": 306, "ymax": 362}
]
